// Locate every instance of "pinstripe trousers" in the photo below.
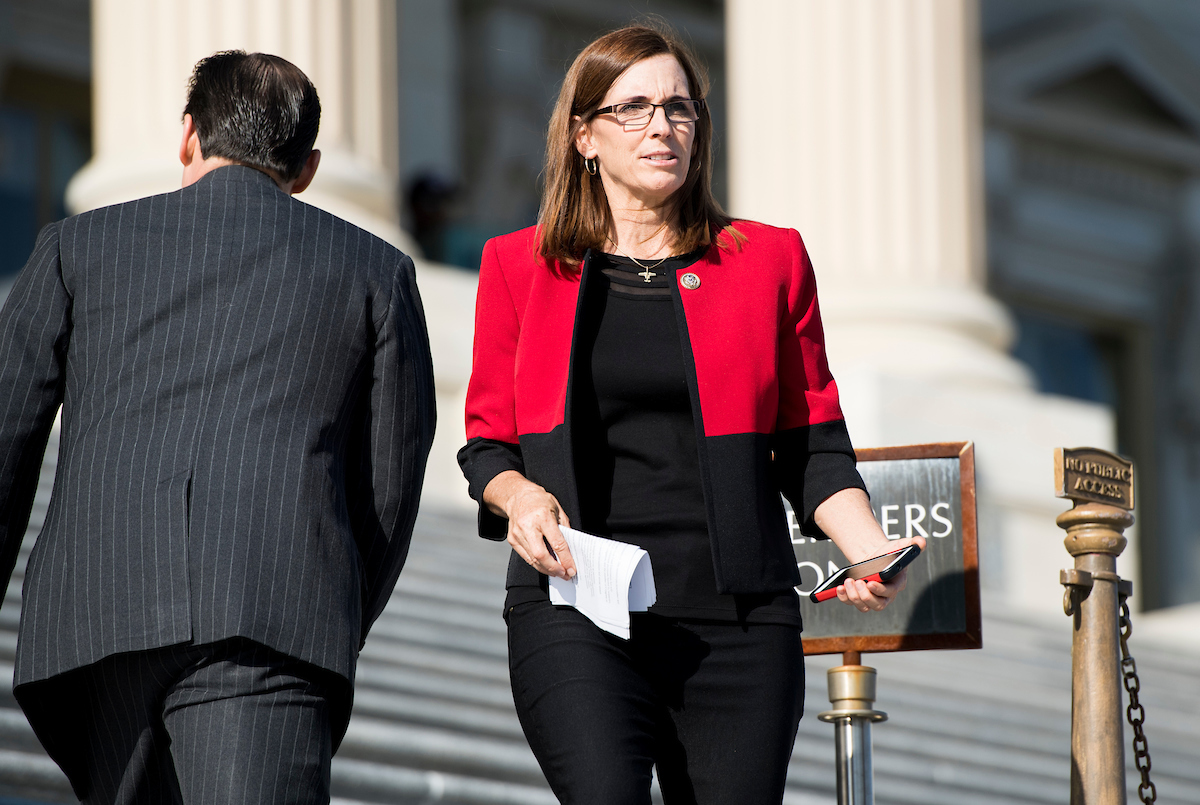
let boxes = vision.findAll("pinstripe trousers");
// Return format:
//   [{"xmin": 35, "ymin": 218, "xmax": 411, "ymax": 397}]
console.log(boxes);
[{"xmin": 16, "ymin": 638, "xmax": 351, "ymax": 805}]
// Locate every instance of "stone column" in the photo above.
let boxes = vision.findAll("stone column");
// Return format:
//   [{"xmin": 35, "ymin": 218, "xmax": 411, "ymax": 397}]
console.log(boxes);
[
  {"xmin": 726, "ymin": 0, "xmax": 1123, "ymax": 613},
  {"xmin": 65, "ymin": 0, "xmax": 478, "ymax": 509},
  {"xmin": 728, "ymin": 0, "xmax": 1024, "ymax": 389},
  {"xmin": 66, "ymin": 0, "xmax": 412, "ymax": 253}
]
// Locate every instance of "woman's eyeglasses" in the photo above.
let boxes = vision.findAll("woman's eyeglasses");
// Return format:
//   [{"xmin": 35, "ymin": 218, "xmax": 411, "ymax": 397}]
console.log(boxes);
[{"xmin": 590, "ymin": 99, "xmax": 705, "ymax": 128}]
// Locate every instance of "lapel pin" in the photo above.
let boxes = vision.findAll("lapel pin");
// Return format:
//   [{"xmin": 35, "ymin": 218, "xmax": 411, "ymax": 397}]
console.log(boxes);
[{"xmin": 680, "ymin": 273, "xmax": 701, "ymax": 290}]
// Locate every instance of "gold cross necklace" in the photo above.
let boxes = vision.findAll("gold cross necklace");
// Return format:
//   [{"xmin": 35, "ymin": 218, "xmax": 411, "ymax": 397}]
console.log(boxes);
[{"xmin": 607, "ymin": 237, "xmax": 669, "ymax": 282}]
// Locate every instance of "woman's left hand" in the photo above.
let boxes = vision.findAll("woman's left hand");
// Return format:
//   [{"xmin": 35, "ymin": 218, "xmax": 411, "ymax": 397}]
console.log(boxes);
[
  {"xmin": 834, "ymin": 557, "xmax": 916, "ymax": 613},
  {"xmin": 813, "ymin": 487, "xmax": 927, "ymax": 613}
]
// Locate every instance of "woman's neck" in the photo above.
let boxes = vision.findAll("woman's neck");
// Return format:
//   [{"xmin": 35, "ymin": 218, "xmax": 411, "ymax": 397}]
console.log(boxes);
[{"xmin": 607, "ymin": 204, "xmax": 678, "ymax": 260}]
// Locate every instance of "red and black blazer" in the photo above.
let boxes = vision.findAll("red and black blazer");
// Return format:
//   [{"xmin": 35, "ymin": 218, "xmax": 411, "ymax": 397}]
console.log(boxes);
[{"xmin": 458, "ymin": 221, "xmax": 864, "ymax": 594}]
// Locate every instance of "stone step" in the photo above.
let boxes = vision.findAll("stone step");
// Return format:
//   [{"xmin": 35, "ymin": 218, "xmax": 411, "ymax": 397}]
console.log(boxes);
[{"xmin": 2, "ymin": 439, "xmax": 1199, "ymax": 805}]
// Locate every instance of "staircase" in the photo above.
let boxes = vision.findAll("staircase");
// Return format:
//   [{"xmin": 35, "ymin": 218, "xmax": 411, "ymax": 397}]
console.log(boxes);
[{"xmin": 1, "ymin": 430, "xmax": 1198, "ymax": 804}]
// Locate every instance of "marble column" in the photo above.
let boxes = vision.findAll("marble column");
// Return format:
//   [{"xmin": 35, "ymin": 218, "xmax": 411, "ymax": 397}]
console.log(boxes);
[
  {"xmin": 728, "ymin": 0, "xmax": 1026, "ymax": 388},
  {"xmin": 66, "ymin": 0, "xmax": 412, "ymax": 253},
  {"xmin": 66, "ymin": 0, "xmax": 479, "ymax": 509},
  {"xmin": 726, "ymin": 0, "xmax": 1125, "ymax": 613}
]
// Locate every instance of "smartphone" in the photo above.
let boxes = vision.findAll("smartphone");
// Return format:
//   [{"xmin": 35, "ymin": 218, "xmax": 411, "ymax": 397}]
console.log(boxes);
[{"xmin": 808, "ymin": 544, "xmax": 922, "ymax": 603}]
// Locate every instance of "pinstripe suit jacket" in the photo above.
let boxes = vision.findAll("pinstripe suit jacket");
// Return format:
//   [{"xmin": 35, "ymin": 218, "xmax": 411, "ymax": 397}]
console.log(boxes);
[{"xmin": 0, "ymin": 165, "xmax": 436, "ymax": 688}]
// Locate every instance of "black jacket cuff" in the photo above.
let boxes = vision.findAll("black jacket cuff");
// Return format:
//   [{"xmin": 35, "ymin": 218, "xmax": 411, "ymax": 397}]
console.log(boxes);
[
  {"xmin": 457, "ymin": 437, "xmax": 524, "ymax": 540},
  {"xmin": 800, "ymin": 451, "xmax": 867, "ymax": 539},
  {"xmin": 774, "ymin": 420, "xmax": 867, "ymax": 540}
]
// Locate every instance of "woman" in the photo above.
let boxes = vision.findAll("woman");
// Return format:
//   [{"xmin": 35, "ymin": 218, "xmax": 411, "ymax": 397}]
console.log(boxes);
[{"xmin": 458, "ymin": 23, "xmax": 923, "ymax": 805}]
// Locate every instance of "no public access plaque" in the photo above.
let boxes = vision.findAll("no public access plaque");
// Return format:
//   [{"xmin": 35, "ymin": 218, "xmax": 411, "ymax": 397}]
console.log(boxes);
[
  {"xmin": 1053, "ymin": 447, "xmax": 1134, "ymax": 510},
  {"xmin": 784, "ymin": 442, "xmax": 981, "ymax": 656}
]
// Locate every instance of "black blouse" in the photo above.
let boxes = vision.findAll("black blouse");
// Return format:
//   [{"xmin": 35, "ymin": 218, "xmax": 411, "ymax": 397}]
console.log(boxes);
[{"xmin": 505, "ymin": 250, "xmax": 800, "ymax": 626}]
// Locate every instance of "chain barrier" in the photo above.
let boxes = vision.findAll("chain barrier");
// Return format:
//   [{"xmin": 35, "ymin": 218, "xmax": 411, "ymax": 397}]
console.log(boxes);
[{"xmin": 1118, "ymin": 597, "xmax": 1157, "ymax": 804}]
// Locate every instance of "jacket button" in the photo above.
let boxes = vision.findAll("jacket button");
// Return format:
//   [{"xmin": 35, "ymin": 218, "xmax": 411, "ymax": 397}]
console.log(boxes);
[{"xmin": 680, "ymin": 273, "xmax": 701, "ymax": 290}]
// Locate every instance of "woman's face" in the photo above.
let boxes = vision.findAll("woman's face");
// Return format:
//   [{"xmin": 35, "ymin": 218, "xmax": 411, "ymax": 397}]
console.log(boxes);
[{"xmin": 576, "ymin": 54, "xmax": 696, "ymax": 213}]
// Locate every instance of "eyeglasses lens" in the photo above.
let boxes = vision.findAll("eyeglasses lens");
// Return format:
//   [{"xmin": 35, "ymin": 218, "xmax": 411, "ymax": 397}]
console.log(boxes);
[{"xmin": 615, "ymin": 101, "xmax": 701, "ymax": 126}]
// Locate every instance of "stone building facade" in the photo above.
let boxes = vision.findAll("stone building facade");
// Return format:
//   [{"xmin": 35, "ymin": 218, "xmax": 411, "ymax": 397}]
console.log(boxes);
[{"xmin": 2, "ymin": 0, "xmax": 1199, "ymax": 617}]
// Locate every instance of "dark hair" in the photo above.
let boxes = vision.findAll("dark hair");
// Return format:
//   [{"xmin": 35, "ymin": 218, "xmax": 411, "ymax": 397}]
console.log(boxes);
[
  {"xmin": 538, "ymin": 23, "xmax": 739, "ymax": 265},
  {"xmin": 183, "ymin": 51, "xmax": 320, "ymax": 182}
]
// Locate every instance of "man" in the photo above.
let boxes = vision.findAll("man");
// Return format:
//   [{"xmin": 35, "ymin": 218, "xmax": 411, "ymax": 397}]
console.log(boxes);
[{"xmin": 0, "ymin": 51, "xmax": 435, "ymax": 803}]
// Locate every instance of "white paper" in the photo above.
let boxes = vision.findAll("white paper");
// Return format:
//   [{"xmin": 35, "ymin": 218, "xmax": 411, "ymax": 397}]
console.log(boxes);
[{"xmin": 548, "ymin": 526, "xmax": 657, "ymax": 639}]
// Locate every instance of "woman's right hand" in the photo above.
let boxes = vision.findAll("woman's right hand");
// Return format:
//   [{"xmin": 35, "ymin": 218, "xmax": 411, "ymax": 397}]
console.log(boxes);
[{"xmin": 483, "ymin": 470, "xmax": 576, "ymax": 580}]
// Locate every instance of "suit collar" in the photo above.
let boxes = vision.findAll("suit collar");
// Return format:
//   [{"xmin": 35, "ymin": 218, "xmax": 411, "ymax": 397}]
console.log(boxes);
[{"xmin": 197, "ymin": 164, "xmax": 284, "ymax": 191}]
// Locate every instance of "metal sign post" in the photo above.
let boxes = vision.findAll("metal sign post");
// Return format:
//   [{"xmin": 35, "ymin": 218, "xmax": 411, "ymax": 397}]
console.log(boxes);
[
  {"xmin": 817, "ymin": 650, "xmax": 887, "ymax": 805},
  {"xmin": 1054, "ymin": 447, "xmax": 1135, "ymax": 805},
  {"xmin": 788, "ymin": 442, "xmax": 981, "ymax": 805}
]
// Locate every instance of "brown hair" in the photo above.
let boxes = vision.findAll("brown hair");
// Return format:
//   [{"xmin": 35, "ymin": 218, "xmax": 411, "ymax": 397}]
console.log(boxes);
[{"xmin": 537, "ymin": 23, "xmax": 740, "ymax": 266}]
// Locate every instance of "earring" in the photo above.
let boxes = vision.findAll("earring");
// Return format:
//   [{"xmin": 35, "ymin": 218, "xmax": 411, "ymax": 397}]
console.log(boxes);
[{"xmin": 584, "ymin": 157, "xmax": 597, "ymax": 176}]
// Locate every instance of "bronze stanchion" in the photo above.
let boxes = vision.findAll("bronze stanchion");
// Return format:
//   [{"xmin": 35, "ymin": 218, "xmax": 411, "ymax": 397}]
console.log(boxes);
[
  {"xmin": 818, "ymin": 650, "xmax": 887, "ymax": 805},
  {"xmin": 1054, "ymin": 448, "xmax": 1135, "ymax": 805}
]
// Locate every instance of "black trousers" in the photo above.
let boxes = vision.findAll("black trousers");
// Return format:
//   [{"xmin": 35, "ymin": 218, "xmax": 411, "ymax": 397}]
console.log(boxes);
[
  {"xmin": 15, "ymin": 638, "xmax": 350, "ymax": 805},
  {"xmin": 507, "ymin": 600, "xmax": 805, "ymax": 805}
]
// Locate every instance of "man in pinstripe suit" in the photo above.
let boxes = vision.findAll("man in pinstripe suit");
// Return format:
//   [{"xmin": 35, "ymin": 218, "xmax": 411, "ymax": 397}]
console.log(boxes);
[{"xmin": 0, "ymin": 51, "xmax": 435, "ymax": 803}]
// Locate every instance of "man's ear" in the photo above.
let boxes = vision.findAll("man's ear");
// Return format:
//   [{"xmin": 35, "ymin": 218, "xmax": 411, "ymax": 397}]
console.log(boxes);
[
  {"xmin": 179, "ymin": 115, "xmax": 193, "ymax": 167},
  {"xmin": 288, "ymin": 150, "xmax": 321, "ymax": 195},
  {"xmin": 180, "ymin": 114, "xmax": 212, "ymax": 187}
]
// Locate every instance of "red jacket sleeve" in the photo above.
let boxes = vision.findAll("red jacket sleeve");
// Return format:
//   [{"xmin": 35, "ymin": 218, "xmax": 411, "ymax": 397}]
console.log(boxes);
[
  {"xmin": 457, "ymin": 237, "xmax": 525, "ymax": 538},
  {"xmin": 776, "ymin": 229, "xmax": 843, "ymax": 430},
  {"xmin": 774, "ymin": 229, "xmax": 864, "ymax": 535}
]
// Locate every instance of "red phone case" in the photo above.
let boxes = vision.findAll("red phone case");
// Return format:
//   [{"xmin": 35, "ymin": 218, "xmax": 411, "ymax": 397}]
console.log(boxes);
[
  {"xmin": 808, "ymin": 545, "xmax": 920, "ymax": 603},
  {"xmin": 812, "ymin": 573, "xmax": 885, "ymax": 602}
]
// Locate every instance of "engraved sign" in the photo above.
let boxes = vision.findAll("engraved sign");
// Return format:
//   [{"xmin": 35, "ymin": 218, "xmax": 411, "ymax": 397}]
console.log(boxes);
[
  {"xmin": 785, "ymin": 442, "xmax": 980, "ymax": 656},
  {"xmin": 1054, "ymin": 447, "xmax": 1134, "ymax": 510}
]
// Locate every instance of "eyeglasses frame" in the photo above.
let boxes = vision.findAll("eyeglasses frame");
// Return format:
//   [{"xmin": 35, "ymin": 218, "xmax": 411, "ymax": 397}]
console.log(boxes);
[{"xmin": 588, "ymin": 98, "xmax": 707, "ymax": 128}]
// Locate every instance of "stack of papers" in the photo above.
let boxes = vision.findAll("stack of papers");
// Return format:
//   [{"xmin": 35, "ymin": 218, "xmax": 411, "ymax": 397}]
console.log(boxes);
[{"xmin": 548, "ymin": 527, "xmax": 657, "ymax": 639}]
